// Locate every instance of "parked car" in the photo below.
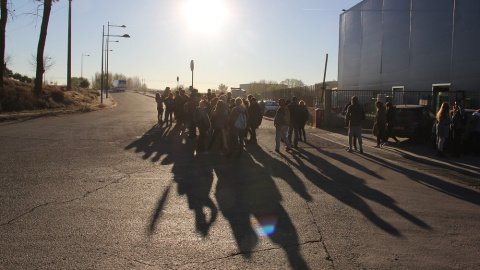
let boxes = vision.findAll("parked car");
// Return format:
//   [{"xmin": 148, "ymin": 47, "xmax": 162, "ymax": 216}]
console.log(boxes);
[
  {"xmin": 393, "ymin": 105, "xmax": 436, "ymax": 142},
  {"xmin": 263, "ymin": 100, "xmax": 279, "ymax": 116},
  {"xmin": 460, "ymin": 109, "xmax": 479, "ymax": 154}
]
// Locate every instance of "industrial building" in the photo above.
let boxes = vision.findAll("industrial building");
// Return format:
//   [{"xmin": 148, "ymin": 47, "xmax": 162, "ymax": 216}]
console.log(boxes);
[{"xmin": 338, "ymin": 0, "xmax": 480, "ymax": 110}]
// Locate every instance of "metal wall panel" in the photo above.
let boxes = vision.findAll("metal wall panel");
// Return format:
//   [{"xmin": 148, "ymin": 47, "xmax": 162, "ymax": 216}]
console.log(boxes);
[
  {"xmin": 338, "ymin": 0, "xmax": 480, "ymax": 92},
  {"xmin": 451, "ymin": 0, "xmax": 480, "ymax": 88}
]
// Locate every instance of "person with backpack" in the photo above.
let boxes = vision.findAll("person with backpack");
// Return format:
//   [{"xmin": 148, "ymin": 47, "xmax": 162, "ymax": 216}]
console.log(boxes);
[
  {"xmin": 229, "ymin": 97, "xmax": 249, "ymax": 157},
  {"xmin": 345, "ymin": 96, "xmax": 366, "ymax": 153},
  {"xmin": 274, "ymin": 98, "xmax": 293, "ymax": 152},
  {"xmin": 194, "ymin": 100, "xmax": 211, "ymax": 155}
]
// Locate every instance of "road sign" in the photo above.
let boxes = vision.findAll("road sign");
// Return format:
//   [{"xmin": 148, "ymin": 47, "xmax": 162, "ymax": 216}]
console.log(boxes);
[{"xmin": 190, "ymin": 60, "xmax": 194, "ymax": 71}]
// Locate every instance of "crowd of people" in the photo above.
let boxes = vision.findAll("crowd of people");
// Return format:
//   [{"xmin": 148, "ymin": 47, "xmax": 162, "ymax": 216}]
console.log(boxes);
[
  {"xmin": 154, "ymin": 87, "xmax": 310, "ymax": 156},
  {"xmin": 344, "ymin": 95, "xmax": 480, "ymax": 157}
]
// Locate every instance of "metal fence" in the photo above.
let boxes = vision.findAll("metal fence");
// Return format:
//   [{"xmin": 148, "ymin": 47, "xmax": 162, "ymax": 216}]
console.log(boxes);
[
  {"xmin": 265, "ymin": 85, "xmax": 325, "ymax": 107},
  {"xmin": 268, "ymin": 86, "xmax": 480, "ymax": 114}
]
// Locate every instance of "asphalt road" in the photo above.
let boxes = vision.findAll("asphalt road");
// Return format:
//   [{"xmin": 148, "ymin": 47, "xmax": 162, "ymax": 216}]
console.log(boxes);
[{"xmin": 1, "ymin": 91, "xmax": 479, "ymax": 269}]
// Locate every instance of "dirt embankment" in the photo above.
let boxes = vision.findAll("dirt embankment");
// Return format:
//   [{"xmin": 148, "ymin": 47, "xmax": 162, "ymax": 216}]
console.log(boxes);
[{"xmin": 0, "ymin": 78, "xmax": 105, "ymax": 121}]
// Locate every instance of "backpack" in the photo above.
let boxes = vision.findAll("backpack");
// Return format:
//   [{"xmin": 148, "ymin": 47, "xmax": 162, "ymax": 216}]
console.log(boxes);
[{"xmin": 235, "ymin": 111, "xmax": 247, "ymax": 129}]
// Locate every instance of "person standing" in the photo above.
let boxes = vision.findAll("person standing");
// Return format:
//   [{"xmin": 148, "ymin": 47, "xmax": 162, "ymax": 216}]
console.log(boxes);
[
  {"xmin": 207, "ymin": 100, "xmax": 229, "ymax": 155},
  {"xmin": 155, "ymin": 92, "xmax": 164, "ymax": 124},
  {"xmin": 164, "ymin": 92, "xmax": 175, "ymax": 126},
  {"xmin": 450, "ymin": 100, "xmax": 466, "ymax": 157},
  {"xmin": 185, "ymin": 89, "xmax": 200, "ymax": 139},
  {"xmin": 385, "ymin": 101, "xmax": 400, "ymax": 145},
  {"xmin": 229, "ymin": 97, "xmax": 249, "ymax": 156},
  {"xmin": 373, "ymin": 101, "xmax": 387, "ymax": 148},
  {"xmin": 343, "ymin": 100, "xmax": 357, "ymax": 150},
  {"xmin": 246, "ymin": 97, "xmax": 263, "ymax": 144},
  {"xmin": 436, "ymin": 102, "xmax": 451, "ymax": 157},
  {"xmin": 274, "ymin": 98, "xmax": 293, "ymax": 152},
  {"xmin": 194, "ymin": 100, "xmax": 211, "ymax": 154},
  {"xmin": 298, "ymin": 100, "xmax": 309, "ymax": 142},
  {"xmin": 345, "ymin": 96, "xmax": 365, "ymax": 153},
  {"xmin": 287, "ymin": 96, "xmax": 301, "ymax": 149}
]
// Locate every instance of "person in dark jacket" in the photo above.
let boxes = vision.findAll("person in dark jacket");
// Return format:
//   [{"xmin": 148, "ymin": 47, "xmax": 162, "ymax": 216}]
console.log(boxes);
[
  {"xmin": 207, "ymin": 100, "xmax": 229, "ymax": 155},
  {"xmin": 298, "ymin": 100, "xmax": 309, "ymax": 142},
  {"xmin": 194, "ymin": 100, "xmax": 211, "ymax": 154},
  {"xmin": 229, "ymin": 97, "xmax": 249, "ymax": 156},
  {"xmin": 164, "ymin": 92, "xmax": 175, "ymax": 126},
  {"xmin": 246, "ymin": 97, "xmax": 263, "ymax": 144},
  {"xmin": 274, "ymin": 98, "xmax": 293, "ymax": 152},
  {"xmin": 373, "ymin": 101, "xmax": 387, "ymax": 148},
  {"xmin": 287, "ymin": 96, "xmax": 301, "ymax": 149},
  {"xmin": 450, "ymin": 100, "xmax": 466, "ymax": 157},
  {"xmin": 345, "ymin": 96, "xmax": 365, "ymax": 153},
  {"xmin": 385, "ymin": 102, "xmax": 400, "ymax": 145}
]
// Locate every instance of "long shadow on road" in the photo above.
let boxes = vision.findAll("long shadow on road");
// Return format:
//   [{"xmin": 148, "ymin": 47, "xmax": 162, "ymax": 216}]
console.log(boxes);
[
  {"xmin": 285, "ymin": 147, "xmax": 432, "ymax": 237},
  {"xmin": 125, "ymin": 123, "xmax": 312, "ymax": 269}
]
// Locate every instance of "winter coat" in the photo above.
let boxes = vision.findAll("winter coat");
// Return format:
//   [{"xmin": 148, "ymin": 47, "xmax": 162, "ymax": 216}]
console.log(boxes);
[
  {"xmin": 194, "ymin": 107, "xmax": 211, "ymax": 131},
  {"xmin": 345, "ymin": 103, "xmax": 365, "ymax": 127},
  {"xmin": 247, "ymin": 102, "xmax": 263, "ymax": 129},
  {"xmin": 436, "ymin": 113, "xmax": 452, "ymax": 138},
  {"xmin": 210, "ymin": 109, "xmax": 228, "ymax": 129},
  {"xmin": 274, "ymin": 106, "xmax": 290, "ymax": 127},
  {"xmin": 230, "ymin": 105, "xmax": 248, "ymax": 129}
]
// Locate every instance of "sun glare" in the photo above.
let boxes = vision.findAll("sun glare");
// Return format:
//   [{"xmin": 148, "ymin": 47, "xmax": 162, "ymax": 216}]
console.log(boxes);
[{"xmin": 184, "ymin": 0, "xmax": 227, "ymax": 33}]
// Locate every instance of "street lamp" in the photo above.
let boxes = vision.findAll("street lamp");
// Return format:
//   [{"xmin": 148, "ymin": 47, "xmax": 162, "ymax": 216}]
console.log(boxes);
[
  {"xmin": 106, "ymin": 22, "xmax": 127, "ymax": 98},
  {"xmin": 100, "ymin": 24, "xmax": 130, "ymax": 104},
  {"xmin": 81, "ymin": 53, "xmax": 90, "ymax": 79}
]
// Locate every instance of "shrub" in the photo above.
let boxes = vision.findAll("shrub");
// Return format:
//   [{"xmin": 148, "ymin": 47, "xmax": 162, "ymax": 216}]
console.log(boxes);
[{"xmin": 50, "ymin": 90, "xmax": 65, "ymax": 102}]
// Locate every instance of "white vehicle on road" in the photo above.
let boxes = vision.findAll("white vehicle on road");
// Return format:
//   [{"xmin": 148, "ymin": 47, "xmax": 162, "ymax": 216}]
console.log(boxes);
[
  {"xmin": 112, "ymin": 79, "xmax": 127, "ymax": 92},
  {"xmin": 263, "ymin": 100, "xmax": 279, "ymax": 115}
]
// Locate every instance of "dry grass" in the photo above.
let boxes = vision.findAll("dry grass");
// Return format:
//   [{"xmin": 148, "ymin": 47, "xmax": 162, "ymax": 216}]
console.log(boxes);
[{"xmin": 0, "ymin": 78, "xmax": 99, "ymax": 113}]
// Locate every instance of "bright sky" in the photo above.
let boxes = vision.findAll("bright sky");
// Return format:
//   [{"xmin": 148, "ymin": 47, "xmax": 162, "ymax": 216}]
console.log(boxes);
[{"xmin": 5, "ymin": 0, "xmax": 360, "ymax": 91}]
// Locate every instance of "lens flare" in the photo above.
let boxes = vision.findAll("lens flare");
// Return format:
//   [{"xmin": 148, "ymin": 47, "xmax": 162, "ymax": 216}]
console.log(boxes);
[{"xmin": 251, "ymin": 215, "xmax": 278, "ymax": 237}]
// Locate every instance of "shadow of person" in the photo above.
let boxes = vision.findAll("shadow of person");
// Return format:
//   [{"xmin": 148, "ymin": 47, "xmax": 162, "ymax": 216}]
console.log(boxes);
[
  {"xmin": 285, "ymin": 147, "xmax": 425, "ymax": 237},
  {"xmin": 213, "ymin": 151, "xmax": 310, "ymax": 270},
  {"xmin": 246, "ymin": 143, "xmax": 312, "ymax": 201},
  {"xmin": 312, "ymin": 147, "xmax": 431, "ymax": 233},
  {"xmin": 125, "ymin": 122, "xmax": 218, "ymax": 237},
  {"xmin": 360, "ymin": 152, "xmax": 480, "ymax": 206}
]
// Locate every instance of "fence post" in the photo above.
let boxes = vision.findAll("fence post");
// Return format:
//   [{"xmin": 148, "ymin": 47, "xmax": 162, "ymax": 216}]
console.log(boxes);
[{"xmin": 324, "ymin": 89, "xmax": 332, "ymax": 127}]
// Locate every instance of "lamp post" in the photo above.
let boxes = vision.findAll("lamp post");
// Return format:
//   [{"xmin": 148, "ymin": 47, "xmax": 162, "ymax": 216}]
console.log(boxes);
[
  {"xmin": 106, "ymin": 22, "xmax": 126, "ymax": 98},
  {"xmin": 100, "ymin": 25, "xmax": 130, "ymax": 104},
  {"xmin": 81, "ymin": 53, "xmax": 89, "ymax": 79}
]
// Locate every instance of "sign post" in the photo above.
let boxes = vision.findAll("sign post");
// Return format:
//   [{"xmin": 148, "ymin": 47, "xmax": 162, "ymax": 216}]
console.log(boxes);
[
  {"xmin": 177, "ymin": 76, "xmax": 179, "ymax": 90},
  {"xmin": 190, "ymin": 60, "xmax": 194, "ymax": 89}
]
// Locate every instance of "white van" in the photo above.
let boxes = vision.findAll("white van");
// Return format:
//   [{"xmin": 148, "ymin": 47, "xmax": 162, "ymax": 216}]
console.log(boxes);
[{"xmin": 112, "ymin": 79, "xmax": 127, "ymax": 92}]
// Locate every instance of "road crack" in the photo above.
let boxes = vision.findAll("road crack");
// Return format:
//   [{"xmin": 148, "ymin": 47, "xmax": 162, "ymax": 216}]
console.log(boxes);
[{"xmin": 1, "ymin": 175, "xmax": 128, "ymax": 226}]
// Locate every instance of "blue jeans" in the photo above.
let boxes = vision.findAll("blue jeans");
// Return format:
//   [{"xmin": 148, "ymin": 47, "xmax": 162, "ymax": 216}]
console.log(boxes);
[{"xmin": 276, "ymin": 125, "xmax": 292, "ymax": 149}]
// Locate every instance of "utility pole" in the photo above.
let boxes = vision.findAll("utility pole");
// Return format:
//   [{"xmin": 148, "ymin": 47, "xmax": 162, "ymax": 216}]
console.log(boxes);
[{"xmin": 66, "ymin": 0, "xmax": 72, "ymax": 90}]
